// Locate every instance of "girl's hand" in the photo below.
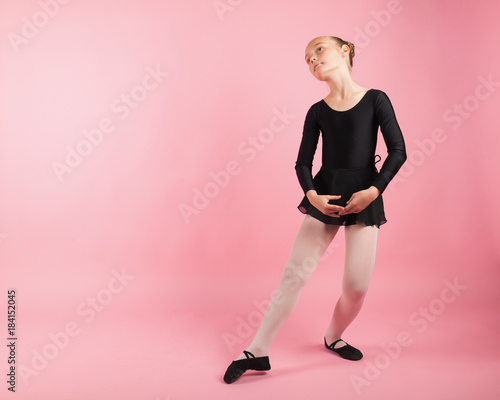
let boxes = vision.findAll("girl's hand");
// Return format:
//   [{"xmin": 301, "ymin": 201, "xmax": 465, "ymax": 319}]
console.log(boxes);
[
  {"xmin": 339, "ymin": 186, "xmax": 380, "ymax": 215},
  {"xmin": 306, "ymin": 191, "xmax": 345, "ymax": 217}
]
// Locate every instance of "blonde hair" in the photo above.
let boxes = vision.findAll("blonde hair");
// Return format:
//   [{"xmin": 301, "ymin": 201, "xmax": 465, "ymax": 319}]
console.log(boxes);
[{"xmin": 328, "ymin": 36, "xmax": 355, "ymax": 70}]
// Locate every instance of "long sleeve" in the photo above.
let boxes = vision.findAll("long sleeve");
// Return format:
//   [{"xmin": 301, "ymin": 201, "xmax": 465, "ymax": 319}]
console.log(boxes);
[
  {"xmin": 372, "ymin": 91, "xmax": 407, "ymax": 194},
  {"xmin": 295, "ymin": 105, "xmax": 320, "ymax": 195}
]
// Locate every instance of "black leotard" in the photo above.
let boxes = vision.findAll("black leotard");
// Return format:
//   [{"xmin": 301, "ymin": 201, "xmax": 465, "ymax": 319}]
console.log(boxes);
[{"xmin": 295, "ymin": 89, "xmax": 407, "ymax": 227}]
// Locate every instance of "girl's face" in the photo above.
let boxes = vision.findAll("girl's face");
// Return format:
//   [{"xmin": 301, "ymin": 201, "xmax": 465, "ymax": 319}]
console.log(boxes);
[{"xmin": 304, "ymin": 37, "xmax": 349, "ymax": 80}]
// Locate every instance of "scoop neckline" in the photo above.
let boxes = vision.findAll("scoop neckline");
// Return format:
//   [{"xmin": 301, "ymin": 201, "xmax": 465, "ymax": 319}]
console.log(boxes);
[{"xmin": 321, "ymin": 89, "xmax": 373, "ymax": 113}]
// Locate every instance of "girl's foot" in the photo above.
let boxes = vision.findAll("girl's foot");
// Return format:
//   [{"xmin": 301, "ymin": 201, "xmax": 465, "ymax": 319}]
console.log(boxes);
[
  {"xmin": 324, "ymin": 337, "xmax": 363, "ymax": 360},
  {"xmin": 223, "ymin": 350, "xmax": 271, "ymax": 384},
  {"xmin": 235, "ymin": 347, "xmax": 267, "ymax": 360}
]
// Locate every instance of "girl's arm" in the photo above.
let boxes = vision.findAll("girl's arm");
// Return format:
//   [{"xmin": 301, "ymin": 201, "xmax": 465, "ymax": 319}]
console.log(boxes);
[
  {"xmin": 371, "ymin": 91, "xmax": 407, "ymax": 194},
  {"xmin": 295, "ymin": 105, "xmax": 320, "ymax": 194},
  {"xmin": 295, "ymin": 105, "xmax": 344, "ymax": 217}
]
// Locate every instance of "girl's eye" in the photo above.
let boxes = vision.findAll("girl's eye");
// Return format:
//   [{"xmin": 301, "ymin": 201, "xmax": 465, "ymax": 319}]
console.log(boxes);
[{"xmin": 307, "ymin": 46, "xmax": 323, "ymax": 63}]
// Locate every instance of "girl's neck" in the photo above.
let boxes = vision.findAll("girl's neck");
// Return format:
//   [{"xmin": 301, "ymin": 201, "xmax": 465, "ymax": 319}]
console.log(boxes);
[{"xmin": 324, "ymin": 74, "xmax": 362, "ymax": 100}]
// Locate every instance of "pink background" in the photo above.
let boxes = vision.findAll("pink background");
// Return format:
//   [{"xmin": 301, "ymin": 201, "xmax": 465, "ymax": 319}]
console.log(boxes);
[{"xmin": 1, "ymin": 0, "xmax": 499, "ymax": 399}]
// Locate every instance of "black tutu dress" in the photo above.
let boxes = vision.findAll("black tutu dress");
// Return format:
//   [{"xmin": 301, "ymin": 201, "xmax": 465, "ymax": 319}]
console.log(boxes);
[
  {"xmin": 297, "ymin": 158, "xmax": 386, "ymax": 228},
  {"xmin": 295, "ymin": 89, "xmax": 407, "ymax": 229}
]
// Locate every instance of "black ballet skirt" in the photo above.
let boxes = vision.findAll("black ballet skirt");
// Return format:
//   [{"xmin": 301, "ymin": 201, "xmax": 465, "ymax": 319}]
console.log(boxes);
[{"xmin": 297, "ymin": 159, "xmax": 387, "ymax": 228}]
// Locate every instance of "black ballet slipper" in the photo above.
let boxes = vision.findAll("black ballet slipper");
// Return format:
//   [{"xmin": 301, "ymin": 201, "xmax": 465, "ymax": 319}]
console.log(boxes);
[
  {"xmin": 324, "ymin": 337, "xmax": 363, "ymax": 361},
  {"xmin": 223, "ymin": 350, "xmax": 271, "ymax": 384}
]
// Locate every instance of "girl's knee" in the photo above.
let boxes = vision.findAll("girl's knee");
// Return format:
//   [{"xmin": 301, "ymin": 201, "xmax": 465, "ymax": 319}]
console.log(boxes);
[
  {"xmin": 281, "ymin": 261, "xmax": 315, "ymax": 291},
  {"xmin": 284, "ymin": 254, "xmax": 317, "ymax": 280},
  {"xmin": 343, "ymin": 285, "xmax": 369, "ymax": 303},
  {"xmin": 281, "ymin": 269, "xmax": 306, "ymax": 292}
]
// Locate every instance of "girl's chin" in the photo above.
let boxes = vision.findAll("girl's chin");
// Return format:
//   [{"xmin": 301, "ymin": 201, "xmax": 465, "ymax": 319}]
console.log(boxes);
[{"xmin": 313, "ymin": 72, "xmax": 327, "ymax": 81}]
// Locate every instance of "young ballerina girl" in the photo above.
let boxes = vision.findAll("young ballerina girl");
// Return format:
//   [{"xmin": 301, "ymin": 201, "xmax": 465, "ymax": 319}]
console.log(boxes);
[{"xmin": 223, "ymin": 35, "xmax": 407, "ymax": 384}]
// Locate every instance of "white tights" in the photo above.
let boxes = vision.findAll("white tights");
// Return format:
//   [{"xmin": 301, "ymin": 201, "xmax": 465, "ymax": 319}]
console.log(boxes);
[{"xmin": 236, "ymin": 214, "xmax": 378, "ymax": 360}]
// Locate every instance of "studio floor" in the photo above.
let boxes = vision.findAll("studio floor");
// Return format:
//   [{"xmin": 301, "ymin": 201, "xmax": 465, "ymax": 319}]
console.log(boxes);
[{"xmin": 11, "ymin": 255, "xmax": 500, "ymax": 400}]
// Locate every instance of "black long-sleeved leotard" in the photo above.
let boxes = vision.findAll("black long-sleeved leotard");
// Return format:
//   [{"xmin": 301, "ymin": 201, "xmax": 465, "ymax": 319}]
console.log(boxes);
[{"xmin": 295, "ymin": 89, "xmax": 407, "ymax": 197}]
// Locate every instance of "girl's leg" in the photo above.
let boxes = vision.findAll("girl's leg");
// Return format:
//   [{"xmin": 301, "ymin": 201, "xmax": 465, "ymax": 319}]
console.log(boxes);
[
  {"xmin": 324, "ymin": 220, "xmax": 378, "ymax": 348},
  {"xmin": 236, "ymin": 214, "xmax": 340, "ymax": 360}
]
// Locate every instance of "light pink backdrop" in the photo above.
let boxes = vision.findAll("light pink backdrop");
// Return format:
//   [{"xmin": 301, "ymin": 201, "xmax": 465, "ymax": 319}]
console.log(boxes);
[{"xmin": 1, "ymin": 0, "xmax": 499, "ymax": 399}]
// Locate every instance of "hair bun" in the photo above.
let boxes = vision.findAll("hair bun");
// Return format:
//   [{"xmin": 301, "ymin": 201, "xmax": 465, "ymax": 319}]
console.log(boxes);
[
  {"xmin": 328, "ymin": 36, "xmax": 355, "ymax": 69},
  {"xmin": 348, "ymin": 42, "xmax": 355, "ymax": 56}
]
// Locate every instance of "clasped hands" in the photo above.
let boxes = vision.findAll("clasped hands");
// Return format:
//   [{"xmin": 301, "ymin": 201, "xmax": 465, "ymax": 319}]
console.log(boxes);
[{"xmin": 306, "ymin": 186, "xmax": 381, "ymax": 218}]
